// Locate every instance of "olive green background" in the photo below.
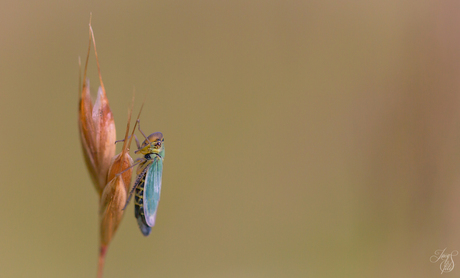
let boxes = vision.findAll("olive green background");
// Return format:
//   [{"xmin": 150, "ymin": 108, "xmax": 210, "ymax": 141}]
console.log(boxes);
[{"xmin": 1, "ymin": 1, "xmax": 460, "ymax": 277}]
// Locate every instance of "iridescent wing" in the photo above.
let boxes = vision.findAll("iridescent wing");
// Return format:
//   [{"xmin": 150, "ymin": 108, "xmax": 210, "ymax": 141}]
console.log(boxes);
[{"xmin": 143, "ymin": 156, "xmax": 163, "ymax": 227}]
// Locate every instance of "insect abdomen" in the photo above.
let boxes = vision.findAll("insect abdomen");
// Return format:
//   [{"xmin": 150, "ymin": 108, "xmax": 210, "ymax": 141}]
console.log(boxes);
[{"xmin": 134, "ymin": 171, "xmax": 152, "ymax": 236}]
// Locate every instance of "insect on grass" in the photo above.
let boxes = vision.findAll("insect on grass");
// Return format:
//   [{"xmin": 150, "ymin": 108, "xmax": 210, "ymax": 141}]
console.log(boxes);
[{"xmin": 119, "ymin": 120, "xmax": 165, "ymax": 236}]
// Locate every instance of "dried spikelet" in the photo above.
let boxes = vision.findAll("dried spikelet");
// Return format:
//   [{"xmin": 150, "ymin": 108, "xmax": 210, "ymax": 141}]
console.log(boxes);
[
  {"xmin": 97, "ymin": 92, "xmax": 140, "ymax": 278},
  {"xmin": 100, "ymin": 173, "xmax": 128, "ymax": 246},
  {"xmin": 79, "ymin": 79, "xmax": 98, "ymax": 188},
  {"xmin": 106, "ymin": 153, "xmax": 133, "ymax": 194},
  {"xmin": 93, "ymin": 86, "xmax": 116, "ymax": 189},
  {"xmin": 100, "ymin": 137, "xmax": 134, "ymax": 247},
  {"xmin": 78, "ymin": 18, "xmax": 126, "ymax": 278},
  {"xmin": 98, "ymin": 172, "xmax": 127, "ymax": 278},
  {"xmin": 79, "ymin": 20, "xmax": 116, "ymax": 195}
]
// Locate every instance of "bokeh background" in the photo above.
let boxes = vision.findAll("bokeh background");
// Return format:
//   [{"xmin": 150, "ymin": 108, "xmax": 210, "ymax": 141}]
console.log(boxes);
[{"xmin": 1, "ymin": 1, "xmax": 460, "ymax": 277}]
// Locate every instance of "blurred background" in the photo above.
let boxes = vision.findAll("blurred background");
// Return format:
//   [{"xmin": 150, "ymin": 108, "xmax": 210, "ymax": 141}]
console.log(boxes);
[{"xmin": 1, "ymin": 1, "xmax": 460, "ymax": 277}]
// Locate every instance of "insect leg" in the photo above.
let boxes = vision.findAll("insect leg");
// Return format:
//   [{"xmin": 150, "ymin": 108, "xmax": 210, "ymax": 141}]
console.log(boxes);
[
  {"xmin": 115, "ymin": 158, "xmax": 144, "ymax": 176},
  {"xmin": 134, "ymin": 134, "xmax": 141, "ymax": 149},
  {"xmin": 114, "ymin": 135, "xmax": 133, "ymax": 144},
  {"xmin": 137, "ymin": 119, "xmax": 152, "ymax": 145}
]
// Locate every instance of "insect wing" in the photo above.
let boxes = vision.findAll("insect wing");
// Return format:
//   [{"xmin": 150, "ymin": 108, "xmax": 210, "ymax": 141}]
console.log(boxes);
[
  {"xmin": 137, "ymin": 216, "xmax": 152, "ymax": 236},
  {"xmin": 143, "ymin": 156, "xmax": 163, "ymax": 227}
]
